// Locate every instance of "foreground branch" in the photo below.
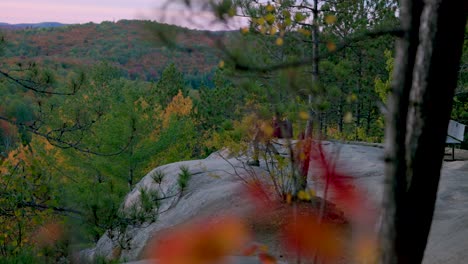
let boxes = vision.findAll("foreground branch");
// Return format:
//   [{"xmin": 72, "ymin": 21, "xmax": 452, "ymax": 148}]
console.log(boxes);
[{"xmin": 221, "ymin": 27, "xmax": 403, "ymax": 72}]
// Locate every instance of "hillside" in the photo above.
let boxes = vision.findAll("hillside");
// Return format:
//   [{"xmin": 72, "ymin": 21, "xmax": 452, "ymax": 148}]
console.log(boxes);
[
  {"xmin": 0, "ymin": 22, "xmax": 68, "ymax": 29},
  {"xmin": 0, "ymin": 20, "xmax": 221, "ymax": 83}
]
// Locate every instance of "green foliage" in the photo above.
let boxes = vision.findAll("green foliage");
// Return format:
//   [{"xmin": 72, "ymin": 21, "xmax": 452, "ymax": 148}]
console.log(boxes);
[
  {"xmin": 151, "ymin": 170, "xmax": 165, "ymax": 184},
  {"xmin": 374, "ymin": 50, "xmax": 394, "ymax": 104},
  {"xmin": 195, "ymin": 71, "xmax": 243, "ymax": 131},
  {"xmin": 0, "ymin": 250, "xmax": 47, "ymax": 264},
  {"xmin": 2, "ymin": 20, "xmax": 219, "ymax": 82},
  {"xmin": 156, "ymin": 63, "xmax": 187, "ymax": 107},
  {"xmin": 0, "ymin": 3, "xmax": 464, "ymax": 260},
  {"xmin": 177, "ymin": 166, "xmax": 191, "ymax": 191},
  {"xmin": 0, "ymin": 46, "xmax": 215, "ymax": 257}
]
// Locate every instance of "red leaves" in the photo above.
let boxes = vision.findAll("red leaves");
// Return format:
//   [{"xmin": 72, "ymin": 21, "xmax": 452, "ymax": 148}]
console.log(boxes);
[
  {"xmin": 242, "ymin": 244, "xmax": 278, "ymax": 264},
  {"xmin": 244, "ymin": 180, "xmax": 276, "ymax": 210},
  {"xmin": 281, "ymin": 213, "xmax": 343, "ymax": 261},
  {"xmin": 298, "ymin": 140, "xmax": 366, "ymax": 216},
  {"xmin": 146, "ymin": 139, "xmax": 376, "ymax": 263},
  {"xmin": 147, "ymin": 216, "xmax": 250, "ymax": 264},
  {"xmin": 259, "ymin": 252, "xmax": 278, "ymax": 264},
  {"xmin": 32, "ymin": 222, "xmax": 63, "ymax": 247}
]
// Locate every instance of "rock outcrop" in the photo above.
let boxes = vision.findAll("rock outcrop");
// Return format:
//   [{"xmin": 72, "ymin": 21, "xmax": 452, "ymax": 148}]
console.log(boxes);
[{"xmin": 79, "ymin": 143, "xmax": 468, "ymax": 264}]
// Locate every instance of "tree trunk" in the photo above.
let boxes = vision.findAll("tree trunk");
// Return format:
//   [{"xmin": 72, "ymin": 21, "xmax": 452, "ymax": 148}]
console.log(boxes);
[
  {"xmin": 366, "ymin": 99, "xmax": 373, "ymax": 136},
  {"xmin": 304, "ymin": 0, "xmax": 319, "ymax": 139},
  {"xmin": 338, "ymin": 99, "xmax": 344, "ymax": 133},
  {"xmin": 380, "ymin": 0, "xmax": 467, "ymax": 263}
]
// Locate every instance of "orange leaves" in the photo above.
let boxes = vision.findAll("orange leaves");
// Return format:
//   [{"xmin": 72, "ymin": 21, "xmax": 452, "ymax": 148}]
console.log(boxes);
[
  {"xmin": 240, "ymin": 27, "xmax": 249, "ymax": 35},
  {"xmin": 259, "ymin": 252, "xmax": 277, "ymax": 264},
  {"xmin": 32, "ymin": 222, "xmax": 63, "ymax": 247},
  {"xmin": 162, "ymin": 90, "xmax": 193, "ymax": 128},
  {"xmin": 1, "ymin": 143, "xmax": 31, "ymax": 173},
  {"xmin": 142, "ymin": 130, "xmax": 376, "ymax": 263},
  {"xmin": 326, "ymin": 41, "xmax": 337, "ymax": 52},
  {"xmin": 0, "ymin": 119, "xmax": 18, "ymax": 137},
  {"xmin": 282, "ymin": 214, "xmax": 343, "ymax": 261},
  {"xmin": 147, "ymin": 216, "xmax": 250, "ymax": 264}
]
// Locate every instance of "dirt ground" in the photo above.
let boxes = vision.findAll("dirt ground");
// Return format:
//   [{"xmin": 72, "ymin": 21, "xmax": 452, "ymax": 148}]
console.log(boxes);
[{"xmin": 444, "ymin": 146, "xmax": 468, "ymax": 161}]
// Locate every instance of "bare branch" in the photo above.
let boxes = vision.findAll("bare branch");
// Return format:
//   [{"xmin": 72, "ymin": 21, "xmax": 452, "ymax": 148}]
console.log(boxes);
[
  {"xmin": 0, "ymin": 69, "xmax": 79, "ymax": 96},
  {"xmin": 223, "ymin": 27, "xmax": 403, "ymax": 72},
  {"xmin": 0, "ymin": 115, "xmax": 136, "ymax": 156},
  {"xmin": 17, "ymin": 201, "xmax": 84, "ymax": 216}
]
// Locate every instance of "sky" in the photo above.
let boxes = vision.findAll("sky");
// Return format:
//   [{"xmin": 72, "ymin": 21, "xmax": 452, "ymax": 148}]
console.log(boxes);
[{"xmin": 0, "ymin": 0, "xmax": 245, "ymax": 30}]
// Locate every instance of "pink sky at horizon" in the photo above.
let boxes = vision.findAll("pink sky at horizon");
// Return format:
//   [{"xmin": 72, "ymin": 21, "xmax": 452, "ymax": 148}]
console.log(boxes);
[{"xmin": 0, "ymin": 0, "xmax": 246, "ymax": 30}]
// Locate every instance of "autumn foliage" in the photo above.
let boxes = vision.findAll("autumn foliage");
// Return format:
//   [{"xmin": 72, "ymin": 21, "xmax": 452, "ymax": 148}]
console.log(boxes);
[
  {"xmin": 144, "ymin": 138, "xmax": 377, "ymax": 264},
  {"xmin": 147, "ymin": 216, "xmax": 250, "ymax": 264}
]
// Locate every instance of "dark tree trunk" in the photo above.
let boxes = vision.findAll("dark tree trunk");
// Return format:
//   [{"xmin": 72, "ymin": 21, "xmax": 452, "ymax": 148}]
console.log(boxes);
[
  {"xmin": 380, "ymin": 0, "xmax": 467, "ymax": 263},
  {"xmin": 338, "ymin": 101, "xmax": 344, "ymax": 133},
  {"xmin": 366, "ymin": 99, "xmax": 373, "ymax": 136},
  {"xmin": 304, "ymin": 0, "xmax": 319, "ymax": 139}
]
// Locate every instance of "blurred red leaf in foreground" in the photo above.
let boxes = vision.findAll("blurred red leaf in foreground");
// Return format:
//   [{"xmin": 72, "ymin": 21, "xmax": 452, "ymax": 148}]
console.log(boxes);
[
  {"xmin": 147, "ymin": 216, "xmax": 251, "ymax": 264},
  {"xmin": 282, "ymin": 213, "xmax": 343, "ymax": 261},
  {"xmin": 244, "ymin": 179, "xmax": 276, "ymax": 211},
  {"xmin": 258, "ymin": 252, "xmax": 278, "ymax": 264},
  {"xmin": 307, "ymin": 142, "xmax": 369, "ymax": 218}
]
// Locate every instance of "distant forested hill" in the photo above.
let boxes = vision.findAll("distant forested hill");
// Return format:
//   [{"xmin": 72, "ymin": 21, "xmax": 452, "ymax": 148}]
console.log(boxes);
[
  {"xmin": 0, "ymin": 22, "xmax": 68, "ymax": 29},
  {"xmin": 0, "ymin": 20, "xmax": 221, "ymax": 86}
]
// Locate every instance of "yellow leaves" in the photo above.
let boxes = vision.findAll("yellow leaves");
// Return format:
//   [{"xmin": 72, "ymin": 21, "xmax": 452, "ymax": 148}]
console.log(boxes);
[
  {"xmin": 325, "ymin": 15, "xmax": 337, "ymax": 25},
  {"xmin": 138, "ymin": 98, "xmax": 150, "ymax": 110},
  {"xmin": 218, "ymin": 60, "xmax": 225, "ymax": 68},
  {"xmin": 265, "ymin": 13, "xmax": 276, "ymax": 25},
  {"xmin": 299, "ymin": 111, "xmax": 309, "ymax": 120},
  {"xmin": 286, "ymin": 193, "xmax": 292, "ymax": 204},
  {"xmin": 344, "ymin": 112, "xmax": 353, "ymax": 123},
  {"xmin": 261, "ymin": 122, "xmax": 274, "ymax": 137},
  {"xmin": 309, "ymin": 188, "xmax": 316, "ymax": 197},
  {"xmin": 298, "ymin": 28, "xmax": 311, "ymax": 36},
  {"xmin": 297, "ymin": 190, "xmax": 311, "ymax": 201},
  {"xmin": 2, "ymin": 144, "xmax": 30, "ymax": 172},
  {"xmin": 275, "ymin": 37, "xmax": 284, "ymax": 46},
  {"xmin": 269, "ymin": 26, "xmax": 277, "ymax": 35},
  {"xmin": 347, "ymin": 93, "xmax": 358, "ymax": 102},
  {"xmin": 162, "ymin": 90, "xmax": 193, "ymax": 128},
  {"xmin": 294, "ymin": 13, "xmax": 306, "ymax": 22},
  {"xmin": 240, "ymin": 27, "xmax": 249, "ymax": 35},
  {"xmin": 42, "ymin": 138, "xmax": 54, "ymax": 152},
  {"xmin": 297, "ymin": 189, "xmax": 315, "ymax": 201},
  {"xmin": 256, "ymin": 17, "xmax": 266, "ymax": 26},
  {"xmin": 266, "ymin": 4, "xmax": 275, "ymax": 13},
  {"xmin": 227, "ymin": 7, "xmax": 236, "ymax": 17}
]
